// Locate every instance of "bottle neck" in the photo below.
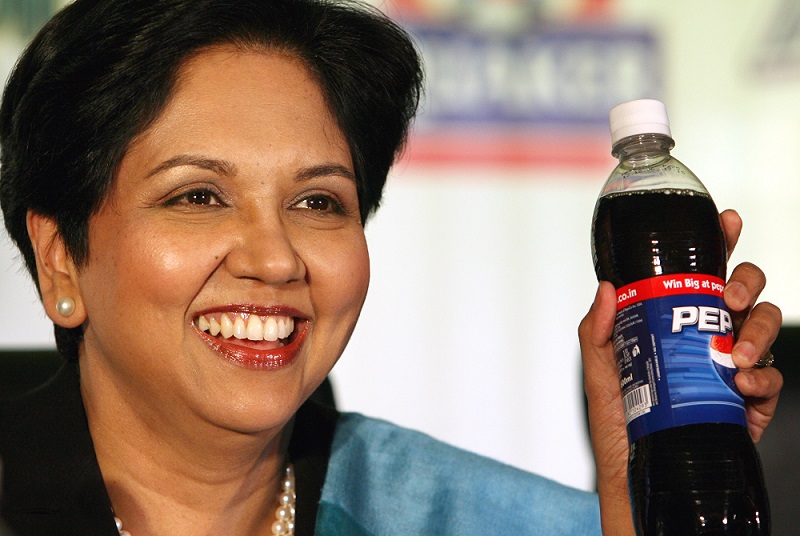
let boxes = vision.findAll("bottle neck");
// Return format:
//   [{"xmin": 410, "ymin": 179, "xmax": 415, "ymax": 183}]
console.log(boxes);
[{"xmin": 611, "ymin": 133, "xmax": 675, "ymax": 167}]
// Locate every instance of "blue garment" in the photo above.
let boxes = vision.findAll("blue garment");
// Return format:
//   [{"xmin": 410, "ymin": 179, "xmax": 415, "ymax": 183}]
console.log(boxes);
[{"xmin": 317, "ymin": 413, "xmax": 602, "ymax": 535}]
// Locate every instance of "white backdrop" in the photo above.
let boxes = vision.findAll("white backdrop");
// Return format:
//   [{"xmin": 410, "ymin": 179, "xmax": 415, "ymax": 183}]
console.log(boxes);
[
  {"xmin": 2, "ymin": 0, "xmax": 799, "ymax": 492},
  {"xmin": 334, "ymin": 167, "xmax": 602, "ymax": 489}
]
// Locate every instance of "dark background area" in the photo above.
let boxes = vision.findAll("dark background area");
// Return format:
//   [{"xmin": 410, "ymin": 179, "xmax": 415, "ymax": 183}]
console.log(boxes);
[{"xmin": 752, "ymin": 325, "xmax": 799, "ymax": 536}]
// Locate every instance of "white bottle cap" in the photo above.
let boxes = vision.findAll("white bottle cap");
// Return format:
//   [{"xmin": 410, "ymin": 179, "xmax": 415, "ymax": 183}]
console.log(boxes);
[{"xmin": 609, "ymin": 98, "xmax": 671, "ymax": 146}]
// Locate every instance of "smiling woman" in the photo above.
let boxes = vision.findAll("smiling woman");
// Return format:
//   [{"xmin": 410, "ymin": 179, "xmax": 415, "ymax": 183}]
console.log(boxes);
[{"xmin": 0, "ymin": 1, "xmax": 785, "ymax": 535}]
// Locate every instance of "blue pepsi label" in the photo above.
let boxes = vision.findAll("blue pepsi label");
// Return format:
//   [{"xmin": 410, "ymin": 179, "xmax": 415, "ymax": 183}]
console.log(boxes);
[{"xmin": 613, "ymin": 274, "xmax": 746, "ymax": 443}]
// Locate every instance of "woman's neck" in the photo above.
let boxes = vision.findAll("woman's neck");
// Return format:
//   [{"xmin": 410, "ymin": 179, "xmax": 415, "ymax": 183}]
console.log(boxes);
[{"xmin": 80, "ymin": 363, "xmax": 293, "ymax": 535}]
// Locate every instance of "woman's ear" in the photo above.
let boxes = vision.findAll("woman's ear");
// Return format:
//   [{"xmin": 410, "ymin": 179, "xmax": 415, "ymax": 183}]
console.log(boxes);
[{"xmin": 26, "ymin": 211, "xmax": 87, "ymax": 328}]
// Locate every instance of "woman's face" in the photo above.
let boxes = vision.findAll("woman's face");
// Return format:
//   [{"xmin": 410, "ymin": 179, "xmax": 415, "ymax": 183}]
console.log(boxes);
[{"xmin": 75, "ymin": 47, "xmax": 369, "ymax": 435}]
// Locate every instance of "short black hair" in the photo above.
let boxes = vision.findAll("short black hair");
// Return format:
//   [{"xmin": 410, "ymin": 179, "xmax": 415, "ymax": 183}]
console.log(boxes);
[{"xmin": 0, "ymin": 0, "xmax": 423, "ymax": 361}]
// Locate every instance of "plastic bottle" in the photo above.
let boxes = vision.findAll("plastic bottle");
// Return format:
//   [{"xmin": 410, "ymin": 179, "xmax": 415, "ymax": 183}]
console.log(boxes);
[{"xmin": 591, "ymin": 99, "xmax": 770, "ymax": 535}]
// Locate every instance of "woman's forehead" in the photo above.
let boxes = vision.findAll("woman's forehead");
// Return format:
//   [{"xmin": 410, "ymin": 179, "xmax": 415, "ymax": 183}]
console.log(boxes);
[{"xmin": 111, "ymin": 46, "xmax": 351, "ymax": 191}]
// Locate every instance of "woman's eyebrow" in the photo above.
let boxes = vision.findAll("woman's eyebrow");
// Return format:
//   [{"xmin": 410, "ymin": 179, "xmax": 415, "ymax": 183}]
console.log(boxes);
[
  {"xmin": 146, "ymin": 154, "xmax": 237, "ymax": 178},
  {"xmin": 296, "ymin": 163, "xmax": 356, "ymax": 183},
  {"xmin": 145, "ymin": 156, "xmax": 355, "ymax": 183}
]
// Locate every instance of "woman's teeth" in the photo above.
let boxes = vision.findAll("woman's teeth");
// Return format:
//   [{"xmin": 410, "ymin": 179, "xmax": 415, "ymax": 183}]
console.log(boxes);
[{"xmin": 197, "ymin": 313, "xmax": 294, "ymax": 342}]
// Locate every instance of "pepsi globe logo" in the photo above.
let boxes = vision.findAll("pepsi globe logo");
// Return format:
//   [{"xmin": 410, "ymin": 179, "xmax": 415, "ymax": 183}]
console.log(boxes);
[{"xmin": 710, "ymin": 332, "xmax": 740, "ymax": 394}]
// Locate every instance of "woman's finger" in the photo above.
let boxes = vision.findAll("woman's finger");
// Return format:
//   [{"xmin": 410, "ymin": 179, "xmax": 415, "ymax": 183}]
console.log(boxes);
[
  {"xmin": 731, "ymin": 301, "xmax": 782, "ymax": 369},
  {"xmin": 719, "ymin": 209, "xmax": 743, "ymax": 257},
  {"xmin": 735, "ymin": 366, "xmax": 784, "ymax": 442},
  {"xmin": 724, "ymin": 262, "xmax": 767, "ymax": 313}
]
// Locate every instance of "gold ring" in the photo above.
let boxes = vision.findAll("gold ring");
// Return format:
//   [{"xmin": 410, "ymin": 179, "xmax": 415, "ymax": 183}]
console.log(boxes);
[{"xmin": 755, "ymin": 352, "xmax": 775, "ymax": 368}]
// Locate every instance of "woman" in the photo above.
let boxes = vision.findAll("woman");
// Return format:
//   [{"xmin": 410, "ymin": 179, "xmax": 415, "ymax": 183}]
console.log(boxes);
[{"xmin": 0, "ymin": 0, "xmax": 783, "ymax": 534}]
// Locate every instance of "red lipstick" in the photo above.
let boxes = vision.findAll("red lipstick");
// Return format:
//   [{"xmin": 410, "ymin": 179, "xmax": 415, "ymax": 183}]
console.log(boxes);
[{"xmin": 193, "ymin": 305, "xmax": 308, "ymax": 370}]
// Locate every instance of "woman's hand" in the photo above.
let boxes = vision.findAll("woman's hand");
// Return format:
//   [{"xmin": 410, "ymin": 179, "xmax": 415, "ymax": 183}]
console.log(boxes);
[
  {"xmin": 579, "ymin": 280, "xmax": 632, "ymax": 535},
  {"xmin": 719, "ymin": 211, "xmax": 783, "ymax": 442},
  {"xmin": 578, "ymin": 209, "xmax": 783, "ymax": 535}
]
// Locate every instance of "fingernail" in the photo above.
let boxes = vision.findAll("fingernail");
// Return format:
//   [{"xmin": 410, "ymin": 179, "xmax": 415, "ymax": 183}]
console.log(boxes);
[
  {"xmin": 724, "ymin": 281, "xmax": 747, "ymax": 308},
  {"xmin": 738, "ymin": 369, "xmax": 756, "ymax": 386},
  {"xmin": 590, "ymin": 283, "xmax": 602, "ymax": 310},
  {"xmin": 732, "ymin": 341, "xmax": 756, "ymax": 367}
]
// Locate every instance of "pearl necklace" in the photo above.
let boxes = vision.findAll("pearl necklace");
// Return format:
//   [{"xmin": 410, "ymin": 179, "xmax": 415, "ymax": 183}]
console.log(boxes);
[
  {"xmin": 272, "ymin": 464, "xmax": 297, "ymax": 535},
  {"xmin": 114, "ymin": 464, "xmax": 296, "ymax": 535}
]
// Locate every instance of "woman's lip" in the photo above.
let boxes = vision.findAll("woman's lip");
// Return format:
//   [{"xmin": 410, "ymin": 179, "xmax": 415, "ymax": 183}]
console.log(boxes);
[
  {"xmin": 193, "ymin": 304, "xmax": 308, "ymax": 319},
  {"xmin": 195, "ymin": 320, "xmax": 309, "ymax": 370},
  {"xmin": 191, "ymin": 304, "xmax": 309, "ymax": 370}
]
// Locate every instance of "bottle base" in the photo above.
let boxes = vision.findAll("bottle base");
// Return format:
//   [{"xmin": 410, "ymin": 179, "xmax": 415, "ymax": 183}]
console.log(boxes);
[
  {"xmin": 639, "ymin": 490, "xmax": 768, "ymax": 535},
  {"xmin": 630, "ymin": 423, "xmax": 770, "ymax": 536}
]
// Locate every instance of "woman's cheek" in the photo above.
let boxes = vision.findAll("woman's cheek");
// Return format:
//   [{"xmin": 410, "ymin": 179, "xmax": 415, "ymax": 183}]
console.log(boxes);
[{"xmin": 334, "ymin": 238, "xmax": 371, "ymax": 313}]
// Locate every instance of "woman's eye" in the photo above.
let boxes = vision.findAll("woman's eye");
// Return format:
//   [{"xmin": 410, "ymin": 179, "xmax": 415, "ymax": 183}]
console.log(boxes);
[
  {"xmin": 296, "ymin": 194, "xmax": 342, "ymax": 213},
  {"xmin": 165, "ymin": 188, "xmax": 222, "ymax": 207},
  {"xmin": 186, "ymin": 190, "xmax": 216, "ymax": 205}
]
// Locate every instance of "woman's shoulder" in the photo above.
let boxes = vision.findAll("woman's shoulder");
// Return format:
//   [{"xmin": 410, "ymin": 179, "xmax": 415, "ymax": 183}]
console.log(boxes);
[
  {"xmin": 317, "ymin": 412, "xmax": 601, "ymax": 536},
  {"xmin": 0, "ymin": 363, "xmax": 79, "ymax": 450},
  {"xmin": 0, "ymin": 363, "xmax": 117, "ymax": 535}
]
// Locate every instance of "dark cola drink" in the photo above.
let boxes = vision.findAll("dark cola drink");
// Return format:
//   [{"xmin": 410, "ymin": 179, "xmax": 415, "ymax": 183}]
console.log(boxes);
[{"xmin": 591, "ymin": 99, "xmax": 769, "ymax": 535}]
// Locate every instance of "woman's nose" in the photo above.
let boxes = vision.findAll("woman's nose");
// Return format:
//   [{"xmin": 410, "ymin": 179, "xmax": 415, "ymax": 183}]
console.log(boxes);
[{"xmin": 224, "ymin": 215, "xmax": 306, "ymax": 285}]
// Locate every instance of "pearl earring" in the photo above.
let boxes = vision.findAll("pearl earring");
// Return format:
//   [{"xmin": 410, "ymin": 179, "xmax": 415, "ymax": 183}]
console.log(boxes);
[{"xmin": 56, "ymin": 297, "xmax": 76, "ymax": 317}]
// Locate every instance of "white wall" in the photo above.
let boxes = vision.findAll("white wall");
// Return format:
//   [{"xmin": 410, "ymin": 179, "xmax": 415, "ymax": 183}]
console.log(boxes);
[{"xmin": 334, "ymin": 167, "xmax": 601, "ymax": 489}]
